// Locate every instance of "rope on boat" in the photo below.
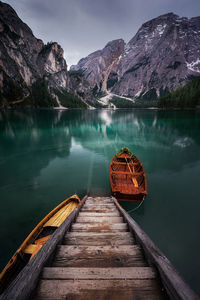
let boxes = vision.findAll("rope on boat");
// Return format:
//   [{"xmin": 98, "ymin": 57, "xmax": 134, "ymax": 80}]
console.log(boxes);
[{"xmin": 127, "ymin": 196, "xmax": 145, "ymax": 214}]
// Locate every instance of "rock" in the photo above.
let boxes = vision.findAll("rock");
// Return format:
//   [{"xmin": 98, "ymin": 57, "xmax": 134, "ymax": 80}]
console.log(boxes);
[
  {"xmin": 70, "ymin": 39, "xmax": 125, "ymax": 95},
  {"xmin": 111, "ymin": 13, "xmax": 200, "ymax": 98},
  {"xmin": 1, "ymin": 1, "xmax": 200, "ymax": 107},
  {"xmin": 0, "ymin": 1, "xmax": 71, "ymax": 107},
  {"xmin": 72, "ymin": 13, "xmax": 200, "ymax": 100}
]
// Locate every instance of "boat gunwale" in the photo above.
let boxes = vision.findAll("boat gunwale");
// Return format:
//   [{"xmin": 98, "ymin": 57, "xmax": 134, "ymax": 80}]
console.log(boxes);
[
  {"xmin": 110, "ymin": 149, "xmax": 147, "ymax": 199},
  {"xmin": 0, "ymin": 195, "xmax": 88, "ymax": 300},
  {"xmin": 0, "ymin": 194, "xmax": 80, "ymax": 285}
]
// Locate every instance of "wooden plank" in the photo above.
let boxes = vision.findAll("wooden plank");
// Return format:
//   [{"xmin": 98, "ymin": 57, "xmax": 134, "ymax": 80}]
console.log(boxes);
[
  {"xmin": 71, "ymin": 222, "xmax": 128, "ymax": 232},
  {"xmin": 86, "ymin": 199, "xmax": 113, "ymax": 203},
  {"xmin": 82, "ymin": 206, "xmax": 117, "ymax": 210},
  {"xmin": 0, "ymin": 196, "xmax": 88, "ymax": 300},
  {"xmin": 34, "ymin": 279, "xmax": 166, "ymax": 300},
  {"xmin": 111, "ymin": 170, "xmax": 143, "ymax": 176},
  {"xmin": 87, "ymin": 197, "xmax": 112, "ymax": 200},
  {"xmin": 84, "ymin": 203, "xmax": 115, "ymax": 206},
  {"xmin": 23, "ymin": 244, "xmax": 38, "ymax": 254},
  {"xmin": 86, "ymin": 199, "xmax": 113, "ymax": 202},
  {"xmin": 65, "ymin": 231, "xmax": 133, "ymax": 238},
  {"xmin": 44, "ymin": 201, "xmax": 77, "ymax": 227},
  {"xmin": 83, "ymin": 206, "xmax": 116, "ymax": 210},
  {"xmin": 112, "ymin": 197, "xmax": 199, "ymax": 300},
  {"xmin": 54, "ymin": 244, "xmax": 141, "ymax": 256},
  {"xmin": 64, "ymin": 232, "xmax": 134, "ymax": 245},
  {"xmin": 112, "ymin": 161, "xmax": 138, "ymax": 165},
  {"xmin": 52, "ymin": 245, "xmax": 146, "ymax": 267},
  {"xmin": 86, "ymin": 200, "xmax": 113, "ymax": 203},
  {"xmin": 81, "ymin": 207, "xmax": 118, "ymax": 213},
  {"xmin": 76, "ymin": 216, "xmax": 123, "ymax": 223},
  {"xmin": 78, "ymin": 212, "xmax": 120, "ymax": 217},
  {"xmin": 41, "ymin": 267, "xmax": 157, "ymax": 279},
  {"xmin": 63, "ymin": 234, "xmax": 134, "ymax": 245}
]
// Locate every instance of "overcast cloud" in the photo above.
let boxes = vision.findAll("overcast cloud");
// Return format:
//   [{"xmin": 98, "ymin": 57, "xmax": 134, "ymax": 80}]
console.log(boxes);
[{"xmin": 3, "ymin": 0, "xmax": 200, "ymax": 67}]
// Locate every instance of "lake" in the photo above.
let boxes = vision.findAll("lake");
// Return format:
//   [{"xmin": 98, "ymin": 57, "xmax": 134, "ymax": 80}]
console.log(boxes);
[{"xmin": 0, "ymin": 108, "xmax": 200, "ymax": 295}]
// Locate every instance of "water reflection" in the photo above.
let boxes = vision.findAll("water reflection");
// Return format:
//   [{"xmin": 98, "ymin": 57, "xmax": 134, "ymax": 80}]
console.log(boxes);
[
  {"xmin": 1, "ymin": 109, "xmax": 200, "ymax": 177},
  {"xmin": 0, "ymin": 109, "xmax": 200, "ymax": 295}
]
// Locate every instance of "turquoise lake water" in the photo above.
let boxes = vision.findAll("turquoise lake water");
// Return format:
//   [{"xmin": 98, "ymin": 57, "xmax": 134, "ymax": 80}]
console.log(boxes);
[{"xmin": 0, "ymin": 109, "xmax": 200, "ymax": 295}]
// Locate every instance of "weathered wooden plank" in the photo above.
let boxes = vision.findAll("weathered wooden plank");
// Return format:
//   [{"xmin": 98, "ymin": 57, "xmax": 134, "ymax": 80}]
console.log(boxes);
[
  {"xmin": 86, "ymin": 202, "xmax": 113, "ymax": 205},
  {"xmin": 79, "ymin": 212, "xmax": 120, "ymax": 217},
  {"xmin": 86, "ymin": 199, "xmax": 113, "ymax": 203},
  {"xmin": 87, "ymin": 197, "xmax": 112, "ymax": 201},
  {"xmin": 81, "ymin": 207, "xmax": 118, "ymax": 213},
  {"xmin": 55, "ymin": 244, "xmax": 141, "ymax": 256},
  {"xmin": 41, "ymin": 267, "xmax": 157, "ymax": 279},
  {"xmin": 84, "ymin": 203, "xmax": 115, "ymax": 207},
  {"xmin": 63, "ymin": 234, "xmax": 134, "ymax": 245},
  {"xmin": 76, "ymin": 216, "xmax": 123, "ymax": 223},
  {"xmin": 71, "ymin": 222, "xmax": 128, "ymax": 232},
  {"xmin": 0, "ymin": 196, "xmax": 88, "ymax": 300},
  {"xmin": 86, "ymin": 200, "xmax": 113, "ymax": 204},
  {"xmin": 113, "ymin": 197, "xmax": 199, "ymax": 300},
  {"xmin": 52, "ymin": 245, "xmax": 146, "ymax": 267},
  {"xmin": 65, "ymin": 231, "xmax": 133, "ymax": 238},
  {"xmin": 34, "ymin": 279, "xmax": 166, "ymax": 300}
]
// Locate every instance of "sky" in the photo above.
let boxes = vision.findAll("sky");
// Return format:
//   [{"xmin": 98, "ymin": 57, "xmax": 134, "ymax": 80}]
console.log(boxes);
[{"xmin": 3, "ymin": 0, "xmax": 200, "ymax": 68}]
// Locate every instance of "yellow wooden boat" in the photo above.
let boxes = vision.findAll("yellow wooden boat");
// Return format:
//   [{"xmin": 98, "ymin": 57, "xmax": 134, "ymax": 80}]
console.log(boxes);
[{"xmin": 0, "ymin": 193, "xmax": 80, "ymax": 293}]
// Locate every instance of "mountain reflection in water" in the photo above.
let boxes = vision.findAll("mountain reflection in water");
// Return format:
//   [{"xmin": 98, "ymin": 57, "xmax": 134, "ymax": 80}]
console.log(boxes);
[{"xmin": 0, "ymin": 109, "xmax": 200, "ymax": 295}]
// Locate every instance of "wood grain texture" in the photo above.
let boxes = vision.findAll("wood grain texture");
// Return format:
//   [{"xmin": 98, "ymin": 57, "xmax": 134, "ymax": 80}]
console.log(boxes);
[
  {"xmin": 52, "ymin": 245, "xmax": 146, "ymax": 267},
  {"xmin": 84, "ymin": 202, "xmax": 115, "ymax": 208},
  {"xmin": 78, "ymin": 212, "xmax": 120, "ymax": 216},
  {"xmin": 34, "ymin": 279, "xmax": 166, "ymax": 300},
  {"xmin": 71, "ymin": 222, "xmax": 128, "ymax": 232},
  {"xmin": 65, "ymin": 231, "xmax": 133, "ymax": 237},
  {"xmin": 54, "ymin": 244, "xmax": 142, "ymax": 257},
  {"xmin": 41, "ymin": 267, "xmax": 157, "ymax": 279},
  {"xmin": 81, "ymin": 207, "xmax": 118, "ymax": 213},
  {"xmin": 76, "ymin": 216, "xmax": 123, "ymax": 223},
  {"xmin": 64, "ymin": 232, "xmax": 134, "ymax": 245}
]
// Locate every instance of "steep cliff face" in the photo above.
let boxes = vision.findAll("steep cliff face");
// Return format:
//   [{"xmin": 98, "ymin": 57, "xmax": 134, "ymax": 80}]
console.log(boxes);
[
  {"xmin": 111, "ymin": 13, "xmax": 200, "ymax": 98},
  {"xmin": 1, "ymin": 1, "xmax": 200, "ymax": 108},
  {"xmin": 71, "ymin": 39, "xmax": 125, "ymax": 95},
  {"xmin": 0, "ymin": 1, "xmax": 72, "ymax": 107},
  {"xmin": 72, "ymin": 13, "xmax": 200, "ymax": 100}
]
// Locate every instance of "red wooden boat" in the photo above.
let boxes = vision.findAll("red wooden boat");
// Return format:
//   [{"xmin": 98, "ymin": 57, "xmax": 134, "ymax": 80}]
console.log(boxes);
[{"xmin": 110, "ymin": 148, "xmax": 147, "ymax": 201}]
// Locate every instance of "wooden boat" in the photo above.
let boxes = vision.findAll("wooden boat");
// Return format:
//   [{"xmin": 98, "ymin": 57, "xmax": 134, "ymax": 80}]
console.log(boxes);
[
  {"xmin": 0, "ymin": 193, "xmax": 80, "ymax": 294},
  {"xmin": 110, "ymin": 148, "xmax": 147, "ymax": 201}
]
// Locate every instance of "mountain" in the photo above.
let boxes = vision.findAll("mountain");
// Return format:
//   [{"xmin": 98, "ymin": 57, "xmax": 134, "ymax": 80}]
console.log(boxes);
[
  {"xmin": 71, "ymin": 39, "xmax": 125, "ymax": 96},
  {"xmin": 72, "ymin": 13, "xmax": 200, "ymax": 101},
  {"xmin": 158, "ymin": 76, "xmax": 200, "ymax": 108},
  {"xmin": 1, "ymin": 2, "xmax": 200, "ymax": 108},
  {"xmin": 0, "ymin": 1, "xmax": 86, "ymax": 108}
]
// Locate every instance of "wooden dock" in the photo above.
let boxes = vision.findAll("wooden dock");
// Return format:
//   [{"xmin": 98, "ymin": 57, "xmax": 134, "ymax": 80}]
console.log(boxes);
[
  {"xmin": 1, "ymin": 196, "xmax": 198, "ymax": 300},
  {"xmin": 34, "ymin": 196, "xmax": 165, "ymax": 299}
]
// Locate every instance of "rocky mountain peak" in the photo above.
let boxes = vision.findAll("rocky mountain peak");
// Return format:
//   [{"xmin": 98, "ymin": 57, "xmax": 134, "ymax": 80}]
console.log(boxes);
[
  {"xmin": 71, "ymin": 12, "xmax": 200, "ymax": 101},
  {"xmin": 71, "ymin": 38, "xmax": 125, "ymax": 93},
  {"xmin": 109, "ymin": 13, "xmax": 200, "ymax": 99},
  {"xmin": 0, "ymin": 1, "xmax": 72, "ymax": 107}
]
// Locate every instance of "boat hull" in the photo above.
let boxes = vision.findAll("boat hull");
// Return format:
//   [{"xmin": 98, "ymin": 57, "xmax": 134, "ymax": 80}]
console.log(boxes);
[
  {"xmin": 0, "ymin": 194, "xmax": 81, "ymax": 294},
  {"xmin": 110, "ymin": 148, "xmax": 147, "ymax": 202},
  {"xmin": 112, "ymin": 191, "xmax": 146, "ymax": 202}
]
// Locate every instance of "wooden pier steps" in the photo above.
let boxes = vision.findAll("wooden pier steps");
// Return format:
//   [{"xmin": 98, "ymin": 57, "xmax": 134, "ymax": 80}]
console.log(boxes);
[{"xmin": 34, "ymin": 197, "xmax": 166, "ymax": 299}]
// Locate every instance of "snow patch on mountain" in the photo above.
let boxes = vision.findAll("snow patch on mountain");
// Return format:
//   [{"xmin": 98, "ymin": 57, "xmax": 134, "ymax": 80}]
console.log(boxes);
[{"xmin": 187, "ymin": 58, "xmax": 200, "ymax": 72}]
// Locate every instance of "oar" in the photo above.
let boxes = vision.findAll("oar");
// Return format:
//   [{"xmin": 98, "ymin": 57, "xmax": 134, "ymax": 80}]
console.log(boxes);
[{"xmin": 124, "ymin": 156, "xmax": 138, "ymax": 188}]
